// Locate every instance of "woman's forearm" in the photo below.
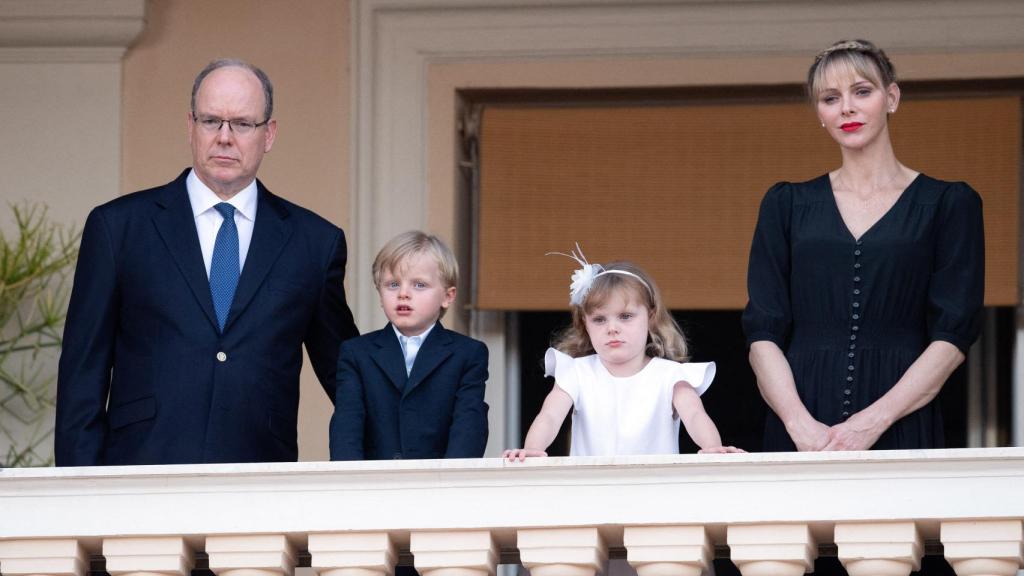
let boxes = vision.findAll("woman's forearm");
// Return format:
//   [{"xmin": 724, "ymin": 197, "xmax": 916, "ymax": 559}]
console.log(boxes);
[
  {"xmin": 749, "ymin": 340, "xmax": 829, "ymax": 451},
  {"xmin": 864, "ymin": 340, "xmax": 965, "ymax": 426},
  {"xmin": 824, "ymin": 341, "xmax": 965, "ymax": 451},
  {"xmin": 750, "ymin": 341, "xmax": 813, "ymax": 427}
]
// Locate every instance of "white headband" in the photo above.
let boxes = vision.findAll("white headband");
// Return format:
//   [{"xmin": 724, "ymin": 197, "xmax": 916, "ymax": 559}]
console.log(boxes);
[{"xmin": 547, "ymin": 243, "xmax": 653, "ymax": 306}]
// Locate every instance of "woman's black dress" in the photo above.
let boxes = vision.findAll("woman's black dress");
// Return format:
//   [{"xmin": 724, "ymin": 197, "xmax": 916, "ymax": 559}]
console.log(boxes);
[{"xmin": 742, "ymin": 173, "xmax": 984, "ymax": 451}]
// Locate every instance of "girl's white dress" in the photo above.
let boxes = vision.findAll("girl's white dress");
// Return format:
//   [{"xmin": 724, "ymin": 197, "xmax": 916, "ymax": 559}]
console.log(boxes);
[{"xmin": 544, "ymin": 348, "xmax": 715, "ymax": 456}]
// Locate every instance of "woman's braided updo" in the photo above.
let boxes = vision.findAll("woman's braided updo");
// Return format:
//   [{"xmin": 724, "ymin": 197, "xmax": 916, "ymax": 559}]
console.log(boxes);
[{"xmin": 807, "ymin": 39, "xmax": 896, "ymax": 102}]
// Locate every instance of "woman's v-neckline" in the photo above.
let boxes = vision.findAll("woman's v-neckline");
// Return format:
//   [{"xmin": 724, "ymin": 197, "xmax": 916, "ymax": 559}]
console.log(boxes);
[{"xmin": 826, "ymin": 172, "xmax": 922, "ymax": 242}]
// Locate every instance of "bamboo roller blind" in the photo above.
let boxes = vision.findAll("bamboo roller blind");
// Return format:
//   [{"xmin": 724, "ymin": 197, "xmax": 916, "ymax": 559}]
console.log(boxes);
[{"xmin": 477, "ymin": 96, "xmax": 1020, "ymax": 310}]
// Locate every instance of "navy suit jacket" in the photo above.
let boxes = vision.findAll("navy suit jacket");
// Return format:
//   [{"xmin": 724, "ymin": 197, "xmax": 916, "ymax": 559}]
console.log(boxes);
[
  {"xmin": 329, "ymin": 323, "xmax": 489, "ymax": 460},
  {"xmin": 55, "ymin": 169, "xmax": 359, "ymax": 466}
]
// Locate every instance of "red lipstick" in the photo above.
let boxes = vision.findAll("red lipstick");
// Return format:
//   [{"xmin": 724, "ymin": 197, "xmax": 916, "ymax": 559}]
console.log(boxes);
[{"xmin": 840, "ymin": 122, "xmax": 864, "ymax": 132}]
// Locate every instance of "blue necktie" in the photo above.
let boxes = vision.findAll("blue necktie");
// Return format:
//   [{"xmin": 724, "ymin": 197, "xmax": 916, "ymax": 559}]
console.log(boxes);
[{"xmin": 210, "ymin": 203, "xmax": 239, "ymax": 331}]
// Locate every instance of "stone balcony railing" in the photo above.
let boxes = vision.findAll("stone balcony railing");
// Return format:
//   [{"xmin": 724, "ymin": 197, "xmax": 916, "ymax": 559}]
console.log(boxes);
[{"xmin": 1, "ymin": 449, "xmax": 1023, "ymax": 576}]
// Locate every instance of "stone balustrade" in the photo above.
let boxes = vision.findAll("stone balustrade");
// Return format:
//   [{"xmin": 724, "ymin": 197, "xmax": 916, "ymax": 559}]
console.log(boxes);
[{"xmin": 2, "ymin": 449, "xmax": 1023, "ymax": 576}]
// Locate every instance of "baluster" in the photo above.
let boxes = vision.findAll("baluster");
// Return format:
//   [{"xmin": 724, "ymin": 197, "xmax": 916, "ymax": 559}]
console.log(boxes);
[
  {"xmin": 206, "ymin": 534, "xmax": 296, "ymax": 576},
  {"xmin": 623, "ymin": 525, "xmax": 712, "ymax": 576},
  {"xmin": 942, "ymin": 520, "xmax": 1024, "ymax": 576},
  {"xmin": 835, "ymin": 522, "xmax": 922, "ymax": 576},
  {"xmin": 309, "ymin": 531, "xmax": 397, "ymax": 576},
  {"xmin": 410, "ymin": 530, "xmax": 498, "ymax": 576},
  {"xmin": 518, "ymin": 527, "xmax": 607, "ymax": 576},
  {"xmin": 0, "ymin": 539, "xmax": 88, "ymax": 576},
  {"xmin": 728, "ymin": 524, "xmax": 815, "ymax": 576},
  {"xmin": 104, "ymin": 537, "xmax": 195, "ymax": 576}
]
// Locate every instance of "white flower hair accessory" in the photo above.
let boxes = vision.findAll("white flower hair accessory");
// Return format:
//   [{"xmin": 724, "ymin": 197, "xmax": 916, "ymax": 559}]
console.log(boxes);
[
  {"xmin": 569, "ymin": 262, "xmax": 603, "ymax": 306},
  {"xmin": 547, "ymin": 243, "xmax": 652, "ymax": 306}
]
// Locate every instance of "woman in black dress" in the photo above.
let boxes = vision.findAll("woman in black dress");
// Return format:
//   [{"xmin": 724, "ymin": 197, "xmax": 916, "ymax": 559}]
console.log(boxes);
[{"xmin": 743, "ymin": 39, "xmax": 984, "ymax": 451}]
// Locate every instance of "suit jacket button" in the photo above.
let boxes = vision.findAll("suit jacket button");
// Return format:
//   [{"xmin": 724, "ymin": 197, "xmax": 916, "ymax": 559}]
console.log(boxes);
[
  {"xmin": 216, "ymin": 351, "xmax": 227, "ymax": 362},
  {"xmin": 392, "ymin": 452, "xmax": 403, "ymax": 459}
]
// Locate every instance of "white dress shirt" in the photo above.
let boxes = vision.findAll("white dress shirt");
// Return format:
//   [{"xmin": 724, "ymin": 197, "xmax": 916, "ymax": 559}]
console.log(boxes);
[
  {"xmin": 186, "ymin": 169, "xmax": 257, "ymax": 277},
  {"xmin": 393, "ymin": 323, "xmax": 436, "ymax": 375}
]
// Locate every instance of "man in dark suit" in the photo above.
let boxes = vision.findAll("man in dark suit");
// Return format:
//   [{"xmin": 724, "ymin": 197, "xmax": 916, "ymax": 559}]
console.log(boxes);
[
  {"xmin": 330, "ymin": 231, "xmax": 488, "ymax": 460},
  {"xmin": 55, "ymin": 59, "xmax": 359, "ymax": 466}
]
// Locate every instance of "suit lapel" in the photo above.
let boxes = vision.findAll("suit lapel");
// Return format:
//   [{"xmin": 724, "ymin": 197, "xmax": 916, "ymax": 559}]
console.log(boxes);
[
  {"xmin": 369, "ymin": 326, "xmax": 408, "ymax": 391},
  {"xmin": 222, "ymin": 183, "xmax": 293, "ymax": 332},
  {"xmin": 404, "ymin": 324, "xmax": 453, "ymax": 397},
  {"xmin": 151, "ymin": 171, "xmax": 220, "ymax": 332}
]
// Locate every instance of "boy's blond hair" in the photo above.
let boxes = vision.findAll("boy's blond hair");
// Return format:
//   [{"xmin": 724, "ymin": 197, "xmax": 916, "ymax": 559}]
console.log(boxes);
[{"xmin": 372, "ymin": 231, "xmax": 459, "ymax": 317}]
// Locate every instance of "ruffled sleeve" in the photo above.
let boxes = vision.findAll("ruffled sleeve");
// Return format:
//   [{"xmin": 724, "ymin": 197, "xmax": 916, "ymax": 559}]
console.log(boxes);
[
  {"xmin": 742, "ymin": 182, "xmax": 794, "ymax": 348},
  {"xmin": 670, "ymin": 361, "xmax": 716, "ymax": 397},
  {"xmin": 927, "ymin": 182, "xmax": 984, "ymax": 354},
  {"xmin": 544, "ymin": 347, "xmax": 580, "ymax": 403}
]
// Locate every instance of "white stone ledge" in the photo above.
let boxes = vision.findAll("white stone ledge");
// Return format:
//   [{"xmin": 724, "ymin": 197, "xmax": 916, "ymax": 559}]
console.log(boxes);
[{"xmin": 1, "ymin": 448, "xmax": 1023, "ymax": 547}]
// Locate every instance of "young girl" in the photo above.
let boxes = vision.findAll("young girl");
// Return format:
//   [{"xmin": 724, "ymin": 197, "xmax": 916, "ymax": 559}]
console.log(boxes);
[{"xmin": 504, "ymin": 248, "xmax": 742, "ymax": 459}]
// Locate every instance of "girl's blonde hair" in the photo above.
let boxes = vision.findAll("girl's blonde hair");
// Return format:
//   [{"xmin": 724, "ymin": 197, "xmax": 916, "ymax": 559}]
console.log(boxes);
[
  {"xmin": 552, "ymin": 261, "xmax": 689, "ymax": 362},
  {"xmin": 807, "ymin": 39, "xmax": 896, "ymax": 102}
]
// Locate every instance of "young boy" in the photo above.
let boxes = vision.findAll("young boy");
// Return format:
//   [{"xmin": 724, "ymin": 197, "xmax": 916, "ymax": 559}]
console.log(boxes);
[{"xmin": 330, "ymin": 231, "xmax": 489, "ymax": 460}]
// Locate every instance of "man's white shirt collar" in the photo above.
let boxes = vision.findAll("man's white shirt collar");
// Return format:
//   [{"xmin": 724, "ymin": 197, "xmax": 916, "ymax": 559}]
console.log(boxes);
[
  {"xmin": 186, "ymin": 169, "xmax": 258, "ymax": 222},
  {"xmin": 186, "ymin": 169, "xmax": 258, "ymax": 276}
]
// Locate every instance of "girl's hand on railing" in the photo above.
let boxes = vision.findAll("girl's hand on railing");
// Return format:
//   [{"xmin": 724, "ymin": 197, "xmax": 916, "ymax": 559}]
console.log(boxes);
[
  {"xmin": 698, "ymin": 446, "xmax": 746, "ymax": 454},
  {"xmin": 502, "ymin": 448, "xmax": 548, "ymax": 461}
]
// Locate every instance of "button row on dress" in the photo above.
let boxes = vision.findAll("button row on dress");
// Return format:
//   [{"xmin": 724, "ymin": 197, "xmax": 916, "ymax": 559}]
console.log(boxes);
[{"xmin": 843, "ymin": 240, "xmax": 864, "ymax": 421}]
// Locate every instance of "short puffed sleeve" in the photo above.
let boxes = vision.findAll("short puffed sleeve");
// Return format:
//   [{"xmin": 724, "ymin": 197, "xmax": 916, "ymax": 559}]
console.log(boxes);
[
  {"xmin": 927, "ymin": 182, "xmax": 984, "ymax": 354},
  {"xmin": 742, "ymin": 182, "xmax": 795, "ymax": 348},
  {"xmin": 544, "ymin": 347, "xmax": 580, "ymax": 403},
  {"xmin": 668, "ymin": 361, "xmax": 716, "ymax": 397}
]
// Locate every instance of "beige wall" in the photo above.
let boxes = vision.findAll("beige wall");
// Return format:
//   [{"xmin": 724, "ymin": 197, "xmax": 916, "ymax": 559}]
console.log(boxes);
[
  {"xmin": 122, "ymin": 0, "xmax": 351, "ymax": 220},
  {"xmin": 0, "ymin": 62, "xmax": 123, "ymax": 228},
  {"xmin": 122, "ymin": 0, "xmax": 353, "ymax": 461},
  {"xmin": 0, "ymin": 63, "xmax": 121, "ymax": 454}
]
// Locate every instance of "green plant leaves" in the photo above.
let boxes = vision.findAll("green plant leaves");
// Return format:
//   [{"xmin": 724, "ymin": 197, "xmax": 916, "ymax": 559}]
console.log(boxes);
[{"xmin": 0, "ymin": 203, "xmax": 79, "ymax": 467}]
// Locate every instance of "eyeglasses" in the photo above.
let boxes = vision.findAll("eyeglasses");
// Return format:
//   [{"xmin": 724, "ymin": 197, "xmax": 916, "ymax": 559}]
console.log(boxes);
[{"xmin": 192, "ymin": 115, "xmax": 269, "ymax": 135}]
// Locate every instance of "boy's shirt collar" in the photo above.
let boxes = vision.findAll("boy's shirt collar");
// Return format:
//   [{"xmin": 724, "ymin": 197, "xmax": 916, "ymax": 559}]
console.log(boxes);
[
  {"xmin": 392, "ymin": 322, "xmax": 436, "ymax": 342},
  {"xmin": 392, "ymin": 322, "xmax": 437, "ymax": 375}
]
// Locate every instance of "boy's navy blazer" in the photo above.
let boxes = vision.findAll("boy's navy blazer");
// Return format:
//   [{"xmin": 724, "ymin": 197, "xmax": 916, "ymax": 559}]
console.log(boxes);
[{"xmin": 330, "ymin": 322, "xmax": 489, "ymax": 460}]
